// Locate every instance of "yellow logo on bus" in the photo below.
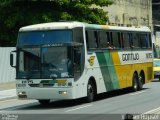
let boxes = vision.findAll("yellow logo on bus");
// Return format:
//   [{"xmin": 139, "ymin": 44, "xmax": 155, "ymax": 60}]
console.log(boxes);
[{"xmin": 88, "ymin": 56, "xmax": 95, "ymax": 66}]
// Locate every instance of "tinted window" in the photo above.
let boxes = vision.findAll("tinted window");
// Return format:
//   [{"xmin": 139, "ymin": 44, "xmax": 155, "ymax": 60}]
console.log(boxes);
[
  {"xmin": 99, "ymin": 31, "xmax": 107, "ymax": 48},
  {"xmin": 123, "ymin": 33, "xmax": 130, "ymax": 49},
  {"xmin": 140, "ymin": 33, "xmax": 150, "ymax": 48},
  {"xmin": 73, "ymin": 28, "xmax": 83, "ymax": 43},
  {"xmin": 86, "ymin": 30, "xmax": 99, "ymax": 49},
  {"xmin": 149, "ymin": 34, "xmax": 152, "ymax": 48},
  {"xmin": 18, "ymin": 30, "xmax": 72, "ymax": 47},
  {"xmin": 132, "ymin": 33, "xmax": 140, "ymax": 48},
  {"xmin": 112, "ymin": 32, "xmax": 121, "ymax": 48}
]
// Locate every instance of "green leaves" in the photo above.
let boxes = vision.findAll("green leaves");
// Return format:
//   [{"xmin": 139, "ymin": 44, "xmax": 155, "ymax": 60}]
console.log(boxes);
[{"xmin": 0, "ymin": 0, "xmax": 113, "ymax": 46}]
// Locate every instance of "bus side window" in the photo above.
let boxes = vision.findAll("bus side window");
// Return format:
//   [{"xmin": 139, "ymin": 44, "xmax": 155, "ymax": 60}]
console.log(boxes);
[
  {"xmin": 146, "ymin": 34, "xmax": 151, "ymax": 48},
  {"xmin": 73, "ymin": 28, "xmax": 84, "ymax": 44},
  {"xmin": 132, "ymin": 33, "xmax": 140, "ymax": 49},
  {"xmin": 106, "ymin": 32, "xmax": 112, "ymax": 49},
  {"xmin": 120, "ymin": 33, "xmax": 124, "ymax": 48},
  {"xmin": 99, "ymin": 31, "xmax": 107, "ymax": 49},
  {"xmin": 118, "ymin": 32, "xmax": 122, "ymax": 49},
  {"xmin": 112, "ymin": 32, "xmax": 121, "ymax": 49},
  {"xmin": 140, "ymin": 33, "xmax": 150, "ymax": 48},
  {"xmin": 94, "ymin": 31, "xmax": 99, "ymax": 48},
  {"xmin": 106, "ymin": 32, "xmax": 110, "ymax": 43},
  {"xmin": 86, "ymin": 30, "xmax": 99, "ymax": 50},
  {"xmin": 88, "ymin": 30, "xmax": 94, "ymax": 49},
  {"xmin": 110, "ymin": 32, "xmax": 114, "ymax": 48},
  {"xmin": 128, "ymin": 33, "xmax": 133, "ymax": 48},
  {"xmin": 148, "ymin": 34, "xmax": 152, "ymax": 48},
  {"xmin": 123, "ymin": 32, "xmax": 130, "ymax": 49},
  {"xmin": 85, "ymin": 31, "xmax": 89, "ymax": 49}
]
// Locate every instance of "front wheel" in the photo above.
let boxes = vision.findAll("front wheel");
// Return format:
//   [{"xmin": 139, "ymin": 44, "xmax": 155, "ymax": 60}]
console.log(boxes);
[{"xmin": 86, "ymin": 81, "xmax": 95, "ymax": 103}]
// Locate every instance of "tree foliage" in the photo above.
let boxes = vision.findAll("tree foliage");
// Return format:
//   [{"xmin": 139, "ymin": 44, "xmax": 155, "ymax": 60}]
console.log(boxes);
[{"xmin": 0, "ymin": 0, "xmax": 113, "ymax": 46}]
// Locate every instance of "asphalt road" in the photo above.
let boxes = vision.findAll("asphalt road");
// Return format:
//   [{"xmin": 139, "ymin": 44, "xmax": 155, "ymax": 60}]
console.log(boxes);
[{"xmin": 1, "ymin": 79, "xmax": 160, "ymax": 120}]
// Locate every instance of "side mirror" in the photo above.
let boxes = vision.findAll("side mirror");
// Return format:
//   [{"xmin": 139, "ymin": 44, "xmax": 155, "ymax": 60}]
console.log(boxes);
[{"xmin": 10, "ymin": 51, "xmax": 16, "ymax": 68}]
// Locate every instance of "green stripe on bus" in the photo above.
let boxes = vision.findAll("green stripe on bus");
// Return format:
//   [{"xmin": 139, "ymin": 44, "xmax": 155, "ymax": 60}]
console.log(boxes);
[
  {"xmin": 96, "ymin": 52, "xmax": 120, "ymax": 91},
  {"xmin": 104, "ymin": 52, "xmax": 120, "ymax": 89}
]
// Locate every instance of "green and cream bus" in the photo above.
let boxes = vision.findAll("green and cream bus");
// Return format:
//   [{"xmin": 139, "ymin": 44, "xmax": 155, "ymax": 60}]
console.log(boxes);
[{"xmin": 10, "ymin": 21, "xmax": 153, "ymax": 104}]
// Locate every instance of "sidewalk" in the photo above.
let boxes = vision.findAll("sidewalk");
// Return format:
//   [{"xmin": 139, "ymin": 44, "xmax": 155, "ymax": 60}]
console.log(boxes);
[
  {"xmin": 0, "ymin": 81, "xmax": 17, "ymax": 101},
  {"xmin": 0, "ymin": 81, "xmax": 16, "ymax": 91}
]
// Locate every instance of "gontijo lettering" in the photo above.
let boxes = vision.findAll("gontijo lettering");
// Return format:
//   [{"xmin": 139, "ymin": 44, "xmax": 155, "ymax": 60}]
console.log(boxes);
[{"xmin": 122, "ymin": 53, "xmax": 139, "ymax": 61}]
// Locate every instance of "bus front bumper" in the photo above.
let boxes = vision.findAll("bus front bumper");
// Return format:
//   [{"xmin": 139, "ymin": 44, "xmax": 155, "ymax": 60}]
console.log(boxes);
[{"xmin": 16, "ymin": 87, "xmax": 74, "ymax": 100}]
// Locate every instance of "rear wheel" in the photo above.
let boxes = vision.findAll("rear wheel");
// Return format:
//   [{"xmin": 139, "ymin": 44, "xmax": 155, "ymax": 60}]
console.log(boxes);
[
  {"xmin": 132, "ymin": 73, "xmax": 138, "ymax": 92},
  {"xmin": 86, "ymin": 81, "xmax": 96, "ymax": 103},
  {"xmin": 38, "ymin": 100, "xmax": 50, "ymax": 105},
  {"xmin": 138, "ymin": 73, "xmax": 144, "ymax": 90}
]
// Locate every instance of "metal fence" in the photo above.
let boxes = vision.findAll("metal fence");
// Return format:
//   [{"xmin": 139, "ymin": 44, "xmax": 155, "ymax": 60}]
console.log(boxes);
[{"xmin": 0, "ymin": 47, "xmax": 16, "ymax": 83}]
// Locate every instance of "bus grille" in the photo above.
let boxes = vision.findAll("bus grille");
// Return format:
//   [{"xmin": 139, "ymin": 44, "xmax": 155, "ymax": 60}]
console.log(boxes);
[{"xmin": 28, "ymin": 84, "xmax": 54, "ymax": 87}]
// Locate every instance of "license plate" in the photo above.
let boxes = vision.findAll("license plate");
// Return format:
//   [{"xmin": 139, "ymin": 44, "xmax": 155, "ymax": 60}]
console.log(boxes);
[{"xmin": 16, "ymin": 84, "xmax": 26, "ymax": 87}]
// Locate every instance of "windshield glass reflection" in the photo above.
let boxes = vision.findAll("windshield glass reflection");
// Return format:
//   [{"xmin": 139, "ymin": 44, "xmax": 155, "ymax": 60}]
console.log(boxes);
[
  {"xmin": 17, "ymin": 46, "xmax": 73, "ymax": 79},
  {"xmin": 42, "ymin": 47, "xmax": 73, "ymax": 78},
  {"xmin": 17, "ymin": 47, "xmax": 41, "ymax": 79}
]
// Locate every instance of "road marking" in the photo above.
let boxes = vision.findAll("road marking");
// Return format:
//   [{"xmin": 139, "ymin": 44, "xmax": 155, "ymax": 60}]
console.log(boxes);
[
  {"xmin": 143, "ymin": 106, "xmax": 160, "ymax": 114},
  {"xmin": 65, "ymin": 104, "xmax": 92, "ymax": 112},
  {"xmin": 129, "ymin": 91, "xmax": 146, "ymax": 96}
]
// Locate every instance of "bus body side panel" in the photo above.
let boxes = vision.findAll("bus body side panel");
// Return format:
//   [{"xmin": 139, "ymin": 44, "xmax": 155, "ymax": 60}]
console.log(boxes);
[
  {"xmin": 112, "ymin": 50, "xmax": 153, "ymax": 88},
  {"xmin": 91, "ymin": 50, "xmax": 153, "ymax": 94},
  {"xmin": 73, "ymin": 49, "xmax": 153, "ymax": 98}
]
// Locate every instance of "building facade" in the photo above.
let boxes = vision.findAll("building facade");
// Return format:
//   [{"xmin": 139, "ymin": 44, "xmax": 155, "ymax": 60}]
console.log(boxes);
[{"xmin": 103, "ymin": 0, "xmax": 152, "ymax": 30}]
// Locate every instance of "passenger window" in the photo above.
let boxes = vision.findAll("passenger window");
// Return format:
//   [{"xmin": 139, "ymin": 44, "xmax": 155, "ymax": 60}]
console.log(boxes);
[
  {"xmin": 132, "ymin": 33, "xmax": 140, "ymax": 48},
  {"xmin": 123, "ymin": 33, "xmax": 130, "ymax": 49},
  {"xmin": 86, "ymin": 30, "xmax": 99, "ymax": 49},
  {"xmin": 99, "ymin": 31, "xmax": 107, "ymax": 48},
  {"xmin": 140, "ymin": 33, "xmax": 150, "ymax": 48},
  {"xmin": 94, "ymin": 31, "xmax": 99, "ymax": 48},
  {"xmin": 73, "ymin": 28, "xmax": 83, "ymax": 43},
  {"xmin": 148, "ymin": 34, "xmax": 152, "ymax": 48},
  {"xmin": 112, "ymin": 32, "xmax": 121, "ymax": 48}
]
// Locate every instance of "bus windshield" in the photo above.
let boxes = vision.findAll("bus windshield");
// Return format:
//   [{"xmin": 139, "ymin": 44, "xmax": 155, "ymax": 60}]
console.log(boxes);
[
  {"xmin": 16, "ymin": 28, "xmax": 84, "ymax": 79},
  {"xmin": 18, "ymin": 30, "xmax": 72, "ymax": 47},
  {"xmin": 17, "ymin": 46, "xmax": 73, "ymax": 79}
]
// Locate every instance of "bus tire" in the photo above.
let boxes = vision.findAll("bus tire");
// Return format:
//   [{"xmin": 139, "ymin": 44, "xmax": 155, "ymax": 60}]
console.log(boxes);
[
  {"xmin": 138, "ymin": 73, "xmax": 144, "ymax": 90},
  {"xmin": 132, "ymin": 73, "xmax": 138, "ymax": 92},
  {"xmin": 86, "ymin": 81, "xmax": 95, "ymax": 103},
  {"xmin": 38, "ymin": 100, "xmax": 50, "ymax": 105}
]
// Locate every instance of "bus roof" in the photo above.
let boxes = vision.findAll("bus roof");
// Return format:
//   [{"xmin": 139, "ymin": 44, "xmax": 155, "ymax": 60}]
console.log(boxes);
[{"xmin": 19, "ymin": 21, "xmax": 151, "ymax": 32}]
